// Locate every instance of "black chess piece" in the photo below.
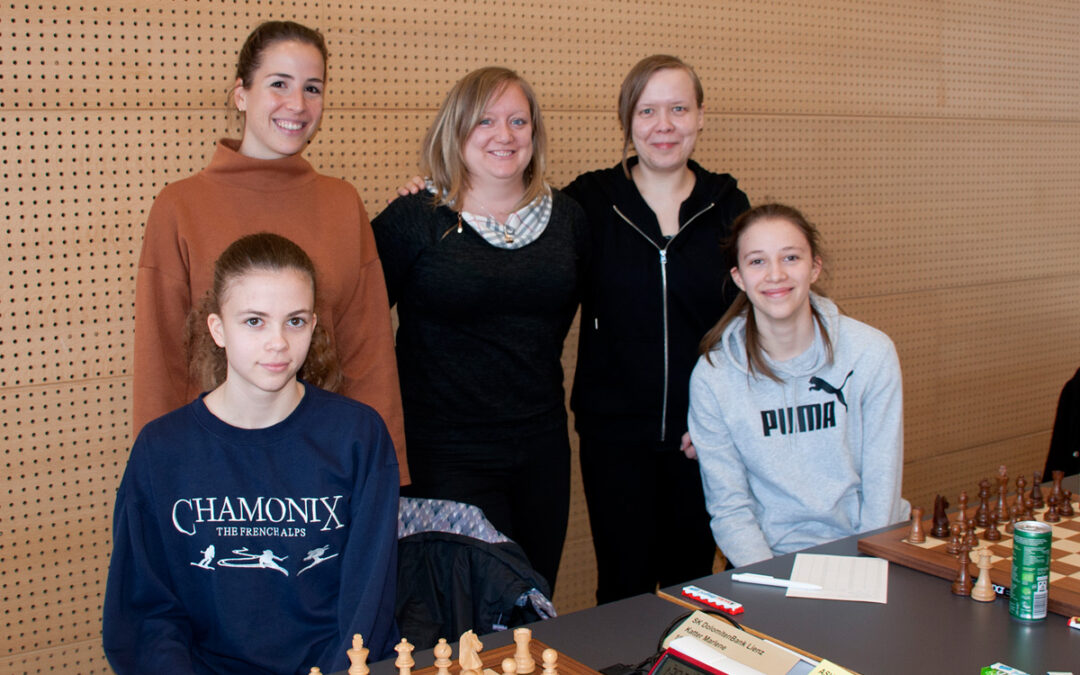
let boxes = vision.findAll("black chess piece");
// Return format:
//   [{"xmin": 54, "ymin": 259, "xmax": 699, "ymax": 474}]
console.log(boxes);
[
  {"xmin": 975, "ymin": 479, "xmax": 992, "ymax": 527},
  {"xmin": 1030, "ymin": 472, "xmax": 1045, "ymax": 509},
  {"xmin": 931, "ymin": 494, "xmax": 950, "ymax": 538}
]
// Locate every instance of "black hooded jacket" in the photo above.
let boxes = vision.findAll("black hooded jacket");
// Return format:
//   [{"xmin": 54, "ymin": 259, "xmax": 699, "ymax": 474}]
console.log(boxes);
[
  {"xmin": 1044, "ymin": 367, "xmax": 1080, "ymax": 478},
  {"xmin": 563, "ymin": 158, "xmax": 749, "ymax": 449},
  {"xmin": 396, "ymin": 532, "xmax": 552, "ymax": 651}
]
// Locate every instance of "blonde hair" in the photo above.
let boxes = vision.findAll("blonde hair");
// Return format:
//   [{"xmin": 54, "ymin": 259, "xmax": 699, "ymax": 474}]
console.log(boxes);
[
  {"xmin": 617, "ymin": 54, "xmax": 704, "ymax": 178},
  {"xmin": 700, "ymin": 203, "xmax": 833, "ymax": 382},
  {"xmin": 186, "ymin": 233, "xmax": 342, "ymax": 393},
  {"xmin": 420, "ymin": 66, "xmax": 549, "ymax": 211}
]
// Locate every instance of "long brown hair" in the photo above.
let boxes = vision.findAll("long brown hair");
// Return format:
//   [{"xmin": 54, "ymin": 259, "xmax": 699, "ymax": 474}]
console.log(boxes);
[
  {"xmin": 421, "ymin": 66, "xmax": 549, "ymax": 212},
  {"xmin": 699, "ymin": 203, "xmax": 833, "ymax": 382},
  {"xmin": 186, "ymin": 233, "xmax": 342, "ymax": 392}
]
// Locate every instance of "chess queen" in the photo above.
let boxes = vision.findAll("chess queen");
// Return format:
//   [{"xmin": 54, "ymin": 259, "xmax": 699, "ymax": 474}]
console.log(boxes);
[
  {"xmin": 688, "ymin": 203, "xmax": 911, "ymax": 566},
  {"xmin": 103, "ymin": 233, "xmax": 400, "ymax": 673}
]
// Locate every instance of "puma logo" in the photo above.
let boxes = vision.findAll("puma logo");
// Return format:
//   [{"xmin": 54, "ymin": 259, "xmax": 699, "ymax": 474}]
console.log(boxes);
[{"xmin": 809, "ymin": 370, "xmax": 853, "ymax": 410}]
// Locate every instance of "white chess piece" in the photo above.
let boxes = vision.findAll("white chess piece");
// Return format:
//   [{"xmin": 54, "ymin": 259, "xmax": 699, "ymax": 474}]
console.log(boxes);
[
  {"xmin": 395, "ymin": 638, "xmax": 415, "ymax": 675},
  {"xmin": 542, "ymin": 648, "xmax": 558, "ymax": 675},
  {"xmin": 434, "ymin": 638, "xmax": 453, "ymax": 675},
  {"xmin": 348, "ymin": 634, "xmax": 370, "ymax": 675},
  {"xmin": 513, "ymin": 627, "xmax": 536, "ymax": 674}
]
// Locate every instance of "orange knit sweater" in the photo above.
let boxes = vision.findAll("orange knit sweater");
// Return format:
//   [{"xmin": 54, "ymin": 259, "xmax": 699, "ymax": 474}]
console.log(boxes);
[{"xmin": 133, "ymin": 139, "xmax": 408, "ymax": 483}]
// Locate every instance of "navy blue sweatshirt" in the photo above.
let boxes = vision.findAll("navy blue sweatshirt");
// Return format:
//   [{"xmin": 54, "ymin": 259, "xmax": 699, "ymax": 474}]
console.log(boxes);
[{"xmin": 103, "ymin": 382, "xmax": 399, "ymax": 674}]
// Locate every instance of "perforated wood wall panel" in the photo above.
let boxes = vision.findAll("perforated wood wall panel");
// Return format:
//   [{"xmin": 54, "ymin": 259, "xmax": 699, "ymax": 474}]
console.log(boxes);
[{"xmin": 4, "ymin": 1, "xmax": 1080, "ymax": 672}]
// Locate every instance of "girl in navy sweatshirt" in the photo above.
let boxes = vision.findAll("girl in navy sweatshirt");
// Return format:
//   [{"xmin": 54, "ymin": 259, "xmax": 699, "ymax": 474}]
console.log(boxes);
[{"xmin": 104, "ymin": 233, "xmax": 399, "ymax": 674}]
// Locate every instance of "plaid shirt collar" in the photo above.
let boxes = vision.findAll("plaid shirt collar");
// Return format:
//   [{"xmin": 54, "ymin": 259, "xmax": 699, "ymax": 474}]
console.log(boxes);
[{"xmin": 428, "ymin": 181, "xmax": 552, "ymax": 249}]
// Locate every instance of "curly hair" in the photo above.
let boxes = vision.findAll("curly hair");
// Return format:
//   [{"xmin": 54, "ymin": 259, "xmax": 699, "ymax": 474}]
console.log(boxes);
[{"xmin": 186, "ymin": 232, "xmax": 343, "ymax": 393}]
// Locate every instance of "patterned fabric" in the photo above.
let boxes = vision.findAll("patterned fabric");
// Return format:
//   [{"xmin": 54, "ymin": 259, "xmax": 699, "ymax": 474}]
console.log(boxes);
[
  {"xmin": 426, "ymin": 181, "xmax": 553, "ymax": 249},
  {"xmin": 518, "ymin": 588, "xmax": 557, "ymax": 621},
  {"xmin": 397, "ymin": 496, "xmax": 510, "ymax": 544}
]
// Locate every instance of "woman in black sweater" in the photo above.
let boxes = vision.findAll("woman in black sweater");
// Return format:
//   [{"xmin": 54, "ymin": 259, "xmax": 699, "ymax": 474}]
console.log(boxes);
[{"xmin": 373, "ymin": 67, "xmax": 587, "ymax": 589}]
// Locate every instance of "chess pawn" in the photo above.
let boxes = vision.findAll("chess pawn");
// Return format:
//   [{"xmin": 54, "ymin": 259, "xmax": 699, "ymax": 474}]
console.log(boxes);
[
  {"xmin": 395, "ymin": 639, "xmax": 415, "ymax": 675},
  {"xmin": 513, "ymin": 627, "xmax": 536, "ymax": 674},
  {"xmin": 970, "ymin": 548, "xmax": 996, "ymax": 602},
  {"xmin": 946, "ymin": 526, "xmax": 962, "ymax": 555},
  {"xmin": 434, "ymin": 639, "xmax": 453, "ymax": 675},
  {"xmin": 542, "ymin": 648, "xmax": 559, "ymax": 675},
  {"xmin": 956, "ymin": 490, "xmax": 969, "ymax": 524},
  {"xmin": 1015, "ymin": 475, "xmax": 1027, "ymax": 502},
  {"xmin": 964, "ymin": 518, "xmax": 979, "ymax": 548},
  {"xmin": 907, "ymin": 506, "xmax": 926, "ymax": 543},
  {"xmin": 1030, "ymin": 472, "xmax": 1045, "ymax": 509},
  {"xmin": 951, "ymin": 544, "xmax": 973, "ymax": 596},
  {"xmin": 1060, "ymin": 490, "xmax": 1075, "ymax": 517},
  {"xmin": 1005, "ymin": 504, "xmax": 1020, "ymax": 534},
  {"xmin": 1022, "ymin": 495, "xmax": 1036, "ymax": 521},
  {"xmin": 348, "ymin": 634, "xmax": 370, "ymax": 675},
  {"xmin": 983, "ymin": 509, "xmax": 1002, "ymax": 541},
  {"xmin": 310, "ymin": 669, "xmax": 323, "ymax": 675},
  {"xmin": 1044, "ymin": 492, "xmax": 1061, "ymax": 523}
]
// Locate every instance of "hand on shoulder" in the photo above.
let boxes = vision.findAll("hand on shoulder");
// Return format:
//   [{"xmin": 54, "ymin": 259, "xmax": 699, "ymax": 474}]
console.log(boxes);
[{"xmin": 392, "ymin": 175, "xmax": 427, "ymax": 201}]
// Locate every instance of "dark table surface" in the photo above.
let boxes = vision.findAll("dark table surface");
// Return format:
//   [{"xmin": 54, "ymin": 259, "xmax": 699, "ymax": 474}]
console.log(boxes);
[
  {"xmin": 661, "ymin": 530, "xmax": 1080, "ymax": 674},
  {"xmin": 362, "ymin": 593, "xmax": 691, "ymax": 675}
]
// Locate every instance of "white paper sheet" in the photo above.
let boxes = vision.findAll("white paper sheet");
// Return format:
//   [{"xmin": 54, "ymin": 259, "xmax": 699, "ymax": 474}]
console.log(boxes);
[{"xmin": 785, "ymin": 553, "xmax": 888, "ymax": 603}]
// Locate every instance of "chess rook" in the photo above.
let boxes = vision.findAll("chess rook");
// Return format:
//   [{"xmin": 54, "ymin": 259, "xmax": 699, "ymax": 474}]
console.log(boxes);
[{"xmin": 971, "ymin": 548, "xmax": 996, "ymax": 602}]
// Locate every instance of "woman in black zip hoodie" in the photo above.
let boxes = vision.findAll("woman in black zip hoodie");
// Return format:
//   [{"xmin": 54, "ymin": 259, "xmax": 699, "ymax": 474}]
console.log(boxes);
[{"xmin": 562, "ymin": 55, "xmax": 749, "ymax": 604}]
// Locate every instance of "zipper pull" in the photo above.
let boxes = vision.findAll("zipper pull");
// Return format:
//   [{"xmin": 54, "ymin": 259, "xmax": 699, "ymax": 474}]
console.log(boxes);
[{"xmin": 659, "ymin": 249, "xmax": 667, "ymax": 265}]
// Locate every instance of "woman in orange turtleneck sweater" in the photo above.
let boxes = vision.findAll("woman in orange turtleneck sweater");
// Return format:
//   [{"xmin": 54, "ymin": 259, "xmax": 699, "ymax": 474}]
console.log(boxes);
[{"xmin": 132, "ymin": 20, "xmax": 407, "ymax": 481}]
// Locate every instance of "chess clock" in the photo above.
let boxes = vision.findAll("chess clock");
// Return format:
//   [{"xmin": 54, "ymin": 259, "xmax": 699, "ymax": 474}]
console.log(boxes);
[{"xmin": 647, "ymin": 647, "xmax": 730, "ymax": 675}]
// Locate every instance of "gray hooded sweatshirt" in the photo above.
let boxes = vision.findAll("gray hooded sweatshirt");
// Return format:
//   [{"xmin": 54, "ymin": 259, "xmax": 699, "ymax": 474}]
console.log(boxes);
[{"xmin": 689, "ymin": 294, "xmax": 910, "ymax": 567}]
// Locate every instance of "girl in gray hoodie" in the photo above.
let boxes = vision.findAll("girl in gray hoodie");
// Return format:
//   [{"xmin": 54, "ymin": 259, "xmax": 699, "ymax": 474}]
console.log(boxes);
[{"xmin": 689, "ymin": 203, "xmax": 909, "ymax": 567}]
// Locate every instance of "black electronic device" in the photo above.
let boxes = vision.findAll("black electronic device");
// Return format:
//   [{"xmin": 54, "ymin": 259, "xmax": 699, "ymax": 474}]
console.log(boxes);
[{"xmin": 647, "ymin": 645, "xmax": 731, "ymax": 675}]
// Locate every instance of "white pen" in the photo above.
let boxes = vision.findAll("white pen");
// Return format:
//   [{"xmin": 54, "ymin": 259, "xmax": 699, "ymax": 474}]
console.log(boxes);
[{"xmin": 731, "ymin": 572, "xmax": 823, "ymax": 591}]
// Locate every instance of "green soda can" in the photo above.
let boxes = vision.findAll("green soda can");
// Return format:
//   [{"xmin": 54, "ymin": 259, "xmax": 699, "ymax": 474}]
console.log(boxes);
[{"xmin": 1009, "ymin": 520, "xmax": 1052, "ymax": 620}]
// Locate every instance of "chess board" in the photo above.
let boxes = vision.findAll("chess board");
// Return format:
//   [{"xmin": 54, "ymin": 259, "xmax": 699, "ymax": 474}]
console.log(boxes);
[
  {"xmin": 857, "ymin": 496, "xmax": 1080, "ymax": 617},
  {"xmin": 411, "ymin": 639, "xmax": 600, "ymax": 675}
]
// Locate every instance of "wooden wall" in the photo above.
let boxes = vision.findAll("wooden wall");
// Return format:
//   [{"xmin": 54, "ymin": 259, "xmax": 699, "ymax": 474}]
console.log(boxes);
[{"xmin": 3, "ymin": 1, "xmax": 1079, "ymax": 671}]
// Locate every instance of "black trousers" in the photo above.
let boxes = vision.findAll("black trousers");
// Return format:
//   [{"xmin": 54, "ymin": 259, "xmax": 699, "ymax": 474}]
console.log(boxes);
[
  {"xmin": 403, "ymin": 426, "xmax": 571, "ymax": 591},
  {"xmin": 579, "ymin": 435, "xmax": 717, "ymax": 604}
]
